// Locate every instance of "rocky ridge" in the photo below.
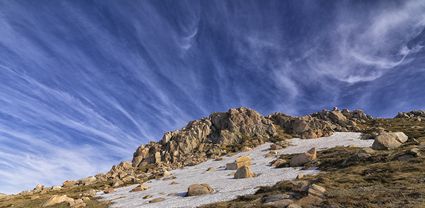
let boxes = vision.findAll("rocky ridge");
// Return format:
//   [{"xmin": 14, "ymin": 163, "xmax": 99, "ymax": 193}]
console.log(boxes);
[
  {"xmin": 396, "ymin": 110, "xmax": 425, "ymax": 121},
  {"xmin": 130, "ymin": 107, "xmax": 370, "ymax": 171},
  {"xmin": 0, "ymin": 107, "xmax": 387, "ymax": 208}
]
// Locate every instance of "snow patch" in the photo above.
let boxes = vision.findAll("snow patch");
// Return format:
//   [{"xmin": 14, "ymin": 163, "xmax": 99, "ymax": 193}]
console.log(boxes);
[{"xmin": 98, "ymin": 132, "xmax": 373, "ymax": 208}]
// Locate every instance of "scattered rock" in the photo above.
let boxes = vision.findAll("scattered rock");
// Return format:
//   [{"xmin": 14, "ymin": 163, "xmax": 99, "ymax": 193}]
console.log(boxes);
[
  {"xmin": 34, "ymin": 184, "xmax": 44, "ymax": 192},
  {"xmin": 226, "ymin": 156, "xmax": 251, "ymax": 170},
  {"xmin": 149, "ymin": 197, "xmax": 165, "ymax": 203},
  {"xmin": 82, "ymin": 197, "xmax": 90, "ymax": 202},
  {"xmin": 296, "ymin": 173, "xmax": 304, "ymax": 179},
  {"xmin": 307, "ymin": 148, "xmax": 317, "ymax": 159},
  {"xmin": 163, "ymin": 170, "xmax": 172, "ymax": 177},
  {"xmin": 82, "ymin": 189, "xmax": 96, "ymax": 197},
  {"xmin": 241, "ymin": 146, "xmax": 252, "ymax": 152},
  {"xmin": 291, "ymin": 180, "xmax": 310, "ymax": 192},
  {"xmin": 81, "ymin": 176, "xmax": 96, "ymax": 186},
  {"xmin": 362, "ymin": 147, "xmax": 376, "ymax": 154},
  {"xmin": 103, "ymin": 187, "xmax": 115, "ymax": 194},
  {"xmin": 130, "ymin": 184, "xmax": 149, "ymax": 192},
  {"xmin": 112, "ymin": 179, "xmax": 124, "ymax": 187},
  {"xmin": 43, "ymin": 195, "xmax": 75, "ymax": 207},
  {"xmin": 72, "ymin": 199, "xmax": 86, "ymax": 208},
  {"xmin": 264, "ymin": 199, "xmax": 295, "ymax": 208},
  {"xmin": 63, "ymin": 180, "xmax": 77, "ymax": 188},
  {"xmin": 271, "ymin": 159, "xmax": 288, "ymax": 168},
  {"xmin": 143, "ymin": 195, "xmax": 153, "ymax": 199},
  {"xmin": 187, "ymin": 184, "xmax": 214, "ymax": 196},
  {"xmin": 290, "ymin": 148, "xmax": 317, "ymax": 167},
  {"xmin": 206, "ymin": 167, "xmax": 215, "ymax": 172},
  {"xmin": 170, "ymin": 181, "xmax": 179, "ymax": 185},
  {"xmin": 262, "ymin": 194, "xmax": 292, "ymax": 203},
  {"xmin": 410, "ymin": 147, "xmax": 421, "ymax": 157},
  {"xmin": 51, "ymin": 186, "xmax": 62, "ymax": 191},
  {"xmin": 270, "ymin": 144, "xmax": 282, "ymax": 150},
  {"xmin": 30, "ymin": 195, "xmax": 40, "ymax": 200},
  {"xmin": 308, "ymin": 184, "xmax": 326, "ymax": 199},
  {"xmin": 372, "ymin": 132, "xmax": 408, "ymax": 150},
  {"xmin": 234, "ymin": 166, "xmax": 255, "ymax": 179},
  {"xmin": 287, "ymin": 204, "xmax": 302, "ymax": 208}
]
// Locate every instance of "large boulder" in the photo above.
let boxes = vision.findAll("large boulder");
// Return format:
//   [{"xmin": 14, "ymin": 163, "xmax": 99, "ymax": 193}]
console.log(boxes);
[
  {"xmin": 187, "ymin": 184, "xmax": 214, "ymax": 196},
  {"xmin": 290, "ymin": 148, "xmax": 317, "ymax": 167},
  {"xmin": 226, "ymin": 156, "xmax": 251, "ymax": 170},
  {"xmin": 234, "ymin": 166, "xmax": 255, "ymax": 179},
  {"xmin": 43, "ymin": 195, "xmax": 75, "ymax": 207},
  {"xmin": 372, "ymin": 132, "xmax": 408, "ymax": 150}
]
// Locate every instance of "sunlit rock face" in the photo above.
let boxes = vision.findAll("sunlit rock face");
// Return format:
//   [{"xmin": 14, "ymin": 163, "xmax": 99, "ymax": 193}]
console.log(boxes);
[{"xmin": 131, "ymin": 107, "xmax": 372, "ymax": 170}]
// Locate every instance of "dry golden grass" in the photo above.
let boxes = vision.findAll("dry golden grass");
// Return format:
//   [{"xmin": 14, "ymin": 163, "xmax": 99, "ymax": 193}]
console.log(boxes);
[{"xmin": 0, "ymin": 182, "xmax": 111, "ymax": 208}]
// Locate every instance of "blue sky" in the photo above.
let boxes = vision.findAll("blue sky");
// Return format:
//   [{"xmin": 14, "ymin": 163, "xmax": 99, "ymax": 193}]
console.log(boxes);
[{"xmin": 0, "ymin": 0, "xmax": 424, "ymax": 194}]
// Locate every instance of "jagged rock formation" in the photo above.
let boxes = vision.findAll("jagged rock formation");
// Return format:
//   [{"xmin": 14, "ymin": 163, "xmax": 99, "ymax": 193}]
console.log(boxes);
[
  {"xmin": 268, "ymin": 108, "xmax": 370, "ymax": 139},
  {"xmin": 132, "ymin": 107, "xmax": 276, "ymax": 170},
  {"xmin": 396, "ymin": 110, "xmax": 425, "ymax": 120},
  {"xmin": 130, "ymin": 107, "xmax": 372, "ymax": 173}
]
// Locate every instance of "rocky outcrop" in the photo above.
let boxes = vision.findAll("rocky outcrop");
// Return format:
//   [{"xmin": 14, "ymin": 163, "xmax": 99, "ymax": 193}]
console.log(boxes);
[
  {"xmin": 372, "ymin": 132, "xmax": 408, "ymax": 150},
  {"xmin": 311, "ymin": 108, "xmax": 371, "ymax": 127},
  {"xmin": 396, "ymin": 110, "xmax": 425, "ymax": 120},
  {"xmin": 268, "ymin": 113, "xmax": 333, "ymax": 139},
  {"xmin": 132, "ymin": 108, "xmax": 276, "ymax": 170},
  {"xmin": 268, "ymin": 108, "xmax": 370, "ymax": 139},
  {"xmin": 187, "ymin": 184, "xmax": 214, "ymax": 196}
]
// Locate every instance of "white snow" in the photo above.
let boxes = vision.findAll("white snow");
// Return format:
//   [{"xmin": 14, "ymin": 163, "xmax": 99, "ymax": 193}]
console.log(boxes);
[{"xmin": 98, "ymin": 132, "xmax": 373, "ymax": 208}]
